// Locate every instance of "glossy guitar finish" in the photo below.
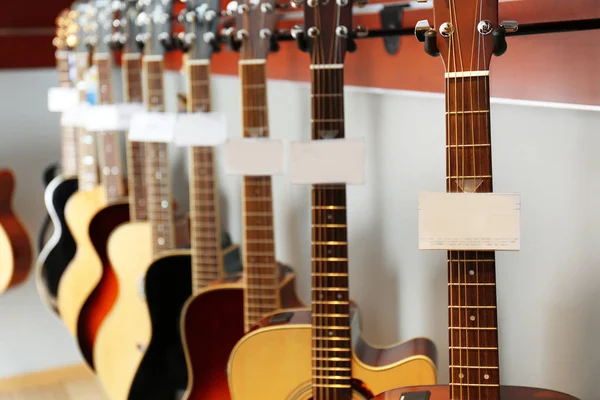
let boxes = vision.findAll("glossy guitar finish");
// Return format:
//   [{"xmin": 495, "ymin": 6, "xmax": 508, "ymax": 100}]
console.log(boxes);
[
  {"xmin": 372, "ymin": 385, "xmax": 579, "ymax": 400},
  {"xmin": 35, "ymin": 175, "xmax": 78, "ymax": 311},
  {"xmin": 57, "ymin": 186, "xmax": 105, "ymax": 339},
  {"xmin": 0, "ymin": 170, "xmax": 32, "ymax": 293},
  {"xmin": 228, "ymin": 308, "xmax": 437, "ymax": 400},
  {"xmin": 129, "ymin": 239, "xmax": 242, "ymax": 400},
  {"xmin": 77, "ymin": 202, "xmax": 129, "ymax": 367},
  {"xmin": 183, "ymin": 267, "xmax": 302, "ymax": 400},
  {"xmin": 37, "ymin": 163, "xmax": 60, "ymax": 252},
  {"xmin": 94, "ymin": 221, "xmax": 152, "ymax": 400}
]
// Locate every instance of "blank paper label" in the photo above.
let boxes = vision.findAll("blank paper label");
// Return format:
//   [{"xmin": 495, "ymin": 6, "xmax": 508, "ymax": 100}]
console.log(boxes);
[
  {"xmin": 174, "ymin": 112, "xmax": 227, "ymax": 146},
  {"xmin": 290, "ymin": 139, "xmax": 365, "ymax": 185},
  {"xmin": 48, "ymin": 87, "xmax": 79, "ymax": 112},
  {"xmin": 128, "ymin": 111, "xmax": 176, "ymax": 143},
  {"xmin": 84, "ymin": 103, "xmax": 145, "ymax": 132},
  {"xmin": 419, "ymin": 192, "xmax": 520, "ymax": 251},
  {"xmin": 224, "ymin": 138, "xmax": 284, "ymax": 176}
]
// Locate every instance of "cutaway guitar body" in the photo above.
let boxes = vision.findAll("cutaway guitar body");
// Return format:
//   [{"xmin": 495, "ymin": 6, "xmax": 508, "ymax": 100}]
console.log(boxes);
[
  {"xmin": 181, "ymin": 267, "xmax": 302, "ymax": 400},
  {"xmin": 228, "ymin": 309, "xmax": 437, "ymax": 400},
  {"xmin": 0, "ymin": 169, "xmax": 32, "ymax": 294},
  {"xmin": 77, "ymin": 202, "xmax": 130, "ymax": 368},
  {"xmin": 93, "ymin": 221, "xmax": 152, "ymax": 400},
  {"xmin": 373, "ymin": 385, "xmax": 579, "ymax": 400},
  {"xmin": 36, "ymin": 176, "xmax": 78, "ymax": 312},
  {"xmin": 129, "ymin": 241, "xmax": 243, "ymax": 400},
  {"xmin": 57, "ymin": 186, "xmax": 105, "ymax": 340}
]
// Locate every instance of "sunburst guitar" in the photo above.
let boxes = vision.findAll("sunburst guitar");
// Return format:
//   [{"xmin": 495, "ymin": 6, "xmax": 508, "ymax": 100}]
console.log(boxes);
[{"xmin": 0, "ymin": 169, "xmax": 32, "ymax": 294}]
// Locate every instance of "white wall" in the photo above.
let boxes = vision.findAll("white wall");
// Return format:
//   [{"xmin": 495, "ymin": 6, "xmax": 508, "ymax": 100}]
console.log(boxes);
[{"xmin": 0, "ymin": 68, "xmax": 598, "ymax": 399}]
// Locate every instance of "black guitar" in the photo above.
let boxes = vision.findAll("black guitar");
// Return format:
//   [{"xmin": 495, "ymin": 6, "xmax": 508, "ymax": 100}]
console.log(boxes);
[{"xmin": 128, "ymin": 0, "xmax": 242, "ymax": 398}]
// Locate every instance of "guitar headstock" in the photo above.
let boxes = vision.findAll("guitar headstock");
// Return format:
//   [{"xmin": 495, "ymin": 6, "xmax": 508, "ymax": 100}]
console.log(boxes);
[
  {"xmin": 234, "ymin": 0, "xmax": 278, "ymax": 60},
  {"xmin": 138, "ymin": 0, "xmax": 174, "ymax": 56},
  {"xmin": 415, "ymin": 0, "xmax": 518, "ymax": 72},
  {"xmin": 114, "ymin": 0, "xmax": 143, "ymax": 54},
  {"xmin": 181, "ymin": 0, "xmax": 221, "ymax": 60},
  {"xmin": 303, "ymin": 0, "xmax": 353, "ymax": 65}
]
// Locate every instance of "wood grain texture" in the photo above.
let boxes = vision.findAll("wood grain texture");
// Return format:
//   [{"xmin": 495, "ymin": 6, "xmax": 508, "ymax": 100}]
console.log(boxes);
[
  {"xmin": 0, "ymin": 170, "xmax": 32, "ymax": 294},
  {"xmin": 93, "ymin": 221, "xmax": 152, "ymax": 400},
  {"xmin": 227, "ymin": 309, "xmax": 437, "ymax": 399}
]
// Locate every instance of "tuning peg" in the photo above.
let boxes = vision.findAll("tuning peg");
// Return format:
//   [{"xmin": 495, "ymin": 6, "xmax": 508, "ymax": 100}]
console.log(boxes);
[
  {"xmin": 223, "ymin": 27, "xmax": 241, "ymax": 52},
  {"xmin": 204, "ymin": 32, "xmax": 221, "ymax": 53},
  {"xmin": 492, "ymin": 21, "xmax": 517, "ymax": 56},
  {"xmin": 159, "ymin": 32, "xmax": 175, "ymax": 51},
  {"xmin": 291, "ymin": 25, "xmax": 308, "ymax": 52},
  {"xmin": 415, "ymin": 19, "xmax": 431, "ymax": 42},
  {"xmin": 354, "ymin": 25, "xmax": 368, "ymax": 38},
  {"xmin": 269, "ymin": 34, "xmax": 280, "ymax": 53},
  {"xmin": 501, "ymin": 20, "xmax": 519, "ymax": 33},
  {"xmin": 346, "ymin": 38, "xmax": 357, "ymax": 53},
  {"xmin": 415, "ymin": 20, "xmax": 439, "ymax": 57}
]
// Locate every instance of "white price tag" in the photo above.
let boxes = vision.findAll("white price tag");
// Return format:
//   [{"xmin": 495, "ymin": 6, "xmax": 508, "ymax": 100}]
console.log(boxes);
[
  {"xmin": 84, "ymin": 103, "xmax": 145, "ymax": 131},
  {"xmin": 61, "ymin": 104, "xmax": 89, "ymax": 128},
  {"xmin": 128, "ymin": 112, "xmax": 176, "ymax": 143},
  {"xmin": 48, "ymin": 87, "xmax": 79, "ymax": 112},
  {"xmin": 224, "ymin": 138, "xmax": 285, "ymax": 176},
  {"xmin": 418, "ymin": 192, "xmax": 521, "ymax": 251},
  {"xmin": 174, "ymin": 112, "xmax": 227, "ymax": 146},
  {"xmin": 290, "ymin": 139, "xmax": 365, "ymax": 185}
]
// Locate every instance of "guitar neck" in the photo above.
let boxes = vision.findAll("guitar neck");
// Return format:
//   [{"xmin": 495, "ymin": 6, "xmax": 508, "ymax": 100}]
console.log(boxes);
[
  {"xmin": 143, "ymin": 57, "xmax": 175, "ymax": 257},
  {"xmin": 445, "ymin": 74, "xmax": 500, "ymax": 399},
  {"xmin": 75, "ymin": 52, "xmax": 99, "ymax": 191},
  {"xmin": 310, "ymin": 66, "xmax": 352, "ymax": 397},
  {"xmin": 239, "ymin": 60, "xmax": 280, "ymax": 332},
  {"xmin": 186, "ymin": 59, "xmax": 224, "ymax": 293},
  {"xmin": 94, "ymin": 53, "xmax": 125, "ymax": 203},
  {"xmin": 56, "ymin": 51, "xmax": 78, "ymax": 177},
  {"xmin": 123, "ymin": 53, "xmax": 147, "ymax": 222}
]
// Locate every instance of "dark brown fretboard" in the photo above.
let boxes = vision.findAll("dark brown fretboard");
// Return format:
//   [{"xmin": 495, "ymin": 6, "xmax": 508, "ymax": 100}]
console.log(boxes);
[
  {"xmin": 123, "ymin": 53, "xmax": 147, "ymax": 222},
  {"xmin": 143, "ymin": 57, "xmax": 175, "ymax": 257},
  {"xmin": 446, "ymin": 74, "xmax": 500, "ymax": 400},
  {"xmin": 240, "ymin": 61, "xmax": 280, "ymax": 333},
  {"xmin": 187, "ymin": 59, "xmax": 223, "ymax": 293},
  {"xmin": 56, "ymin": 50, "xmax": 78, "ymax": 177},
  {"xmin": 310, "ymin": 66, "xmax": 352, "ymax": 399},
  {"xmin": 95, "ymin": 53, "xmax": 125, "ymax": 203}
]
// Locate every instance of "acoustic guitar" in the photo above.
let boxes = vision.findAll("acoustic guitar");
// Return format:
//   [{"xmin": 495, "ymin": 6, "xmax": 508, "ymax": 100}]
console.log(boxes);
[
  {"xmin": 128, "ymin": 1, "xmax": 243, "ymax": 398},
  {"xmin": 0, "ymin": 169, "xmax": 32, "ymax": 294},
  {"xmin": 36, "ymin": 8, "xmax": 80, "ymax": 314},
  {"xmin": 74, "ymin": 0, "xmax": 131, "ymax": 370},
  {"xmin": 373, "ymin": 1, "xmax": 578, "ymax": 400},
  {"xmin": 92, "ymin": 2, "xmax": 154, "ymax": 398},
  {"xmin": 179, "ymin": 2, "xmax": 304, "ymax": 399},
  {"xmin": 227, "ymin": 1, "xmax": 438, "ymax": 398}
]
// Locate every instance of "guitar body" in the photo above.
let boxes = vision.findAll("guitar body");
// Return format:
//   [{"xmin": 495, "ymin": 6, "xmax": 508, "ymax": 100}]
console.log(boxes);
[
  {"xmin": 93, "ymin": 221, "xmax": 152, "ymax": 400},
  {"xmin": 0, "ymin": 170, "xmax": 32, "ymax": 293},
  {"xmin": 129, "ymin": 241, "xmax": 243, "ymax": 400},
  {"xmin": 228, "ymin": 309, "xmax": 437, "ymax": 400},
  {"xmin": 372, "ymin": 385, "xmax": 579, "ymax": 400},
  {"xmin": 37, "ymin": 163, "xmax": 60, "ymax": 252},
  {"xmin": 76, "ymin": 202, "xmax": 130, "ymax": 367},
  {"xmin": 182, "ymin": 267, "xmax": 302, "ymax": 400},
  {"xmin": 35, "ymin": 176, "xmax": 78, "ymax": 312},
  {"xmin": 57, "ymin": 186, "xmax": 105, "ymax": 339}
]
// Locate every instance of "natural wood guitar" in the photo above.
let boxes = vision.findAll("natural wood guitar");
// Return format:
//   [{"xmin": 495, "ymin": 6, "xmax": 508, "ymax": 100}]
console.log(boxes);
[
  {"xmin": 227, "ymin": 1, "xmax": 437, "ymax": 398},
  {"xmin": 36, "ymin": 9, "xmax": 80, "ymax": 314},
  {"xmin": 0, "ymin": 169, "xmax": 32, "ymax": 294},
  {"xmin": 180, "ymin": 3, "xmax": 304, "ymax": 399},
  {"xmin": 374, "ymin": 1, "xmax": 578, "ymax": 400}
]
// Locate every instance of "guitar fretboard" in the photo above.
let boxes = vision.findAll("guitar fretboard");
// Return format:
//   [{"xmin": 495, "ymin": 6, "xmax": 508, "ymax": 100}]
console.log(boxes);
[
  {"xmin": 95, "ymin": 54, "xmax": 125, "ymax": 203},
  {"xmin": 75, "ymin": 52, "xmax": 98, "ymax": 191},
  {"xmin": 187, "ymin": 59, "xmax": 223, "ymax": 292},
  {"xmin": 56, "ymin": 51, "xmax": 78, "ymax": 177},
  {"xmin": 143, "ymin": 57, "xmax": 175, "ymax": 257},
  {"xmin": 446, "ymin": 75, "xmax": 500, "ymax": 400},
  {"xmin": 310, "ymin": 67, "xmax": 352, "ymax": 398},
  {"xmin": 240, "ymin": 61, "xmax": 280, "ymax": 333},
  {"xmin": 123, "ymin": 53, "xmax": 147, "ymax": 222}
]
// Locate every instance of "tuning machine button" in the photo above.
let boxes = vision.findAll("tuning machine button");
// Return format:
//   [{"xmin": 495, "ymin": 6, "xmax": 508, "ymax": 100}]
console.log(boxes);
[
  {"xmin": 415, "ymin": 19, "xmax": 431, "ymax": 42},
  {"xmin": 501, "ymin": 20, "xmax": 519, "ymax": 33},
  {"xmin": 415, "ymin": 19, "xmax": 439, "ymax": 57},
  {"xmin": 493, "ymin": 20, "xmax": 518, "ymax": 56},
  {"xmin": 291, "ymin": 25, "xmax": 308, "ymax": 52},
  {"xmin": 204, "ymin": 32, "xmax": 221, "ymax": 53}
]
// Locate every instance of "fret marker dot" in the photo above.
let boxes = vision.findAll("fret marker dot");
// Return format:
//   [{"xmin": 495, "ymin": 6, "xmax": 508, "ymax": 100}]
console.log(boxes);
[
  {"xmin": 328, "ymin": 330, "xmax": 334, "ymax": 336},
  {"xmin": 327, "ymin": 214, "xmax": 332, "ymax": 220},
  {"xmin": 101, "ymin": 85, "xmax": 108, "ymax": 93},
  {"xmin": 484, "ymin": 374, "xmax": 490, "ymax": 380},
  {"xmin": 155, "ymin": 172, "xmax": 162, "ymax": 179},
  {"xmin": 319, "ymin": 293, "xmax": 324, "ymax": 300},
  {"xmin": 157, "ymin": 237, "xmax": 165, "ymax": 245},
  {"xmin": 459, "ymin": 373, "xmax": 464, "ymax": 379},
  {"xmin": 336, "ymin": 293, "xmax": 342, "ymax": 300},
  {"xmin": 103, "ymin": 167, "xmax": 110, "ymax": 175},
  {"xmin": 152, "ymin": 96, "xmax": 159, "ymax": 103},
  {"xmin": 470, "ymin": 315, "xmax": 476, "ymax": 321},
  {"xmin": 469, "ymin": 270, "xmax": 475, "ymax": 275},
  {"xmin": 159, "ymin": 150, "xmax": 165, "ymax": 158},
  {"xmin": 161, "ymin": 200, "xmax": 169, "ymax": 208},
  {"xmin": 111, "ymin": 167, "xmax": 119, "ymax": 175},
  {"xmin": 328, "ymin": 249, "xmax": 332, "ymax": 255}
]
